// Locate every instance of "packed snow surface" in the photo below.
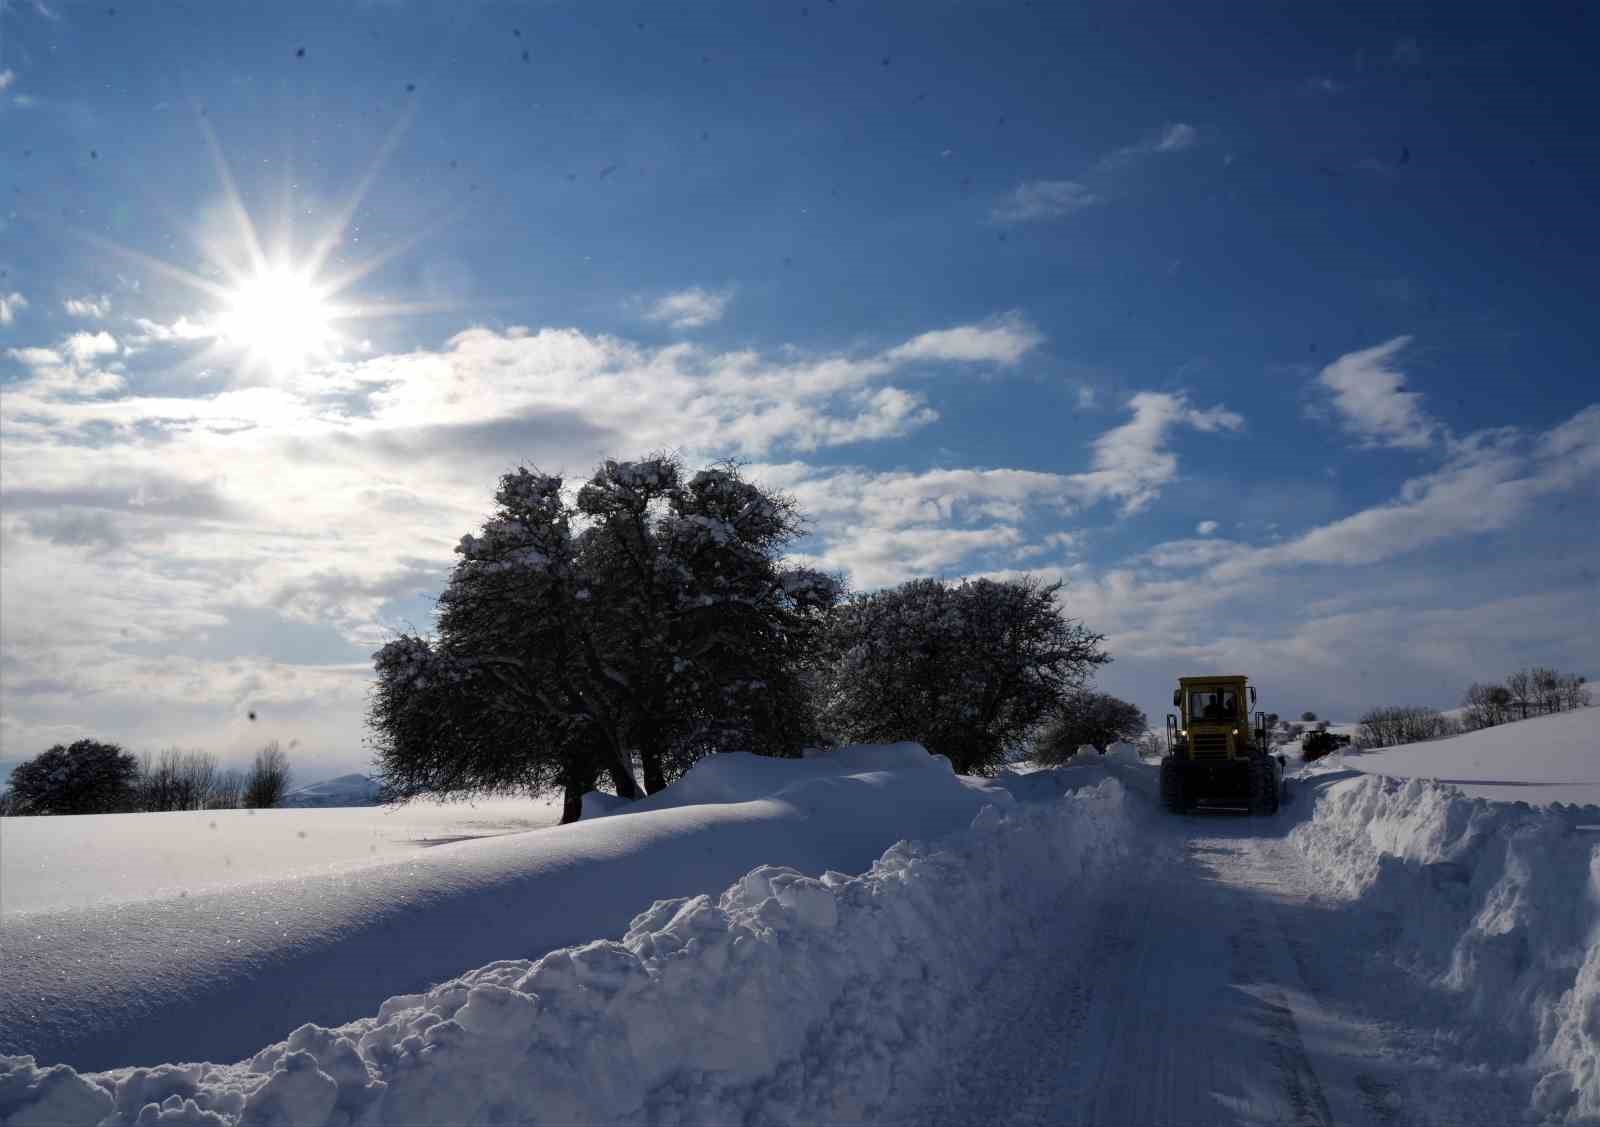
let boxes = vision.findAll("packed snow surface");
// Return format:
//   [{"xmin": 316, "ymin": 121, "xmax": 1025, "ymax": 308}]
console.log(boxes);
[
  {"xmin": 0, "ymin": 744, "xmax": 1017, "ymax": 1071},
  {"xmin": 1337, "ymin": 706, "xmax": 1600, "ymax": 805}
]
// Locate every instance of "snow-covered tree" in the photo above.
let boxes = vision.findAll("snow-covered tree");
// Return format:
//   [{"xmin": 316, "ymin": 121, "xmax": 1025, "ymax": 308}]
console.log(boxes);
[
  {"xmin": 369, "ymin": 457, "xmax": 842, "ymax": 822},
  {"xmin": 6, "ymin": 739, "xmax": 141, "ymax": 815},
  {"xmin": 1035, "ymin": 691, "xmax": 1146, "ymax": 762},
  {"xmin": 820, "ymin": 575, "xmax": 1107, "ymax": 775}
]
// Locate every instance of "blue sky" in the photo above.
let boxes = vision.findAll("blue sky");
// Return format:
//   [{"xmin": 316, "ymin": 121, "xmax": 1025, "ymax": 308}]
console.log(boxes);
[{"xmin": 2, "ymin": 0, "xmax": 1596, "ymax": 777}]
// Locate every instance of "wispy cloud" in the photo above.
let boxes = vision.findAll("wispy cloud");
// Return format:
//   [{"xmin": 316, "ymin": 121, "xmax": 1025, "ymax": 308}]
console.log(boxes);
[
  {"xmin": 64, "ymin": 295, "xmax": 111, "ymax": 319},
  {"xmin": 1096, "ymin": 122, "xmax": 1200, "ymax": 171},
  {"xmin": 1077, "ymin": 391, "xmax": 1243, "ymax": 515},
  {"xmin": 644, "ymin": 286, "xmax": 733, "ymax": 330},
  {"xmin": 0, "ymin": 292, "xmax": 27, "ymax": 325},
  {"xmin": 1196, "ymin": 520, "xmax": 1219, "ymax": 535},
  {"xmin": 991, "ymin": 180, "xmax": 1100, "ymax": 223},
  {"xmin": 1314, "ymin": 335, "xmax": 1437, "ymax": 450},
  {"xmin": 0, "ymin": 69, "xmax": 15, "ymax": 94},
  {"xmin": 886, "ymin": 313, "xmax": 1042, "ymax": 366},
  {"xmin": 1300, "ymin": 77, "xmax": 1346, "ymax": 95}
]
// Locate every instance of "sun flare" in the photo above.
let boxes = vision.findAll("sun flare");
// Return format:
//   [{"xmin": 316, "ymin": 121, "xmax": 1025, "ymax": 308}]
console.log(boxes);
[{"xmin": 216, "ymin": 267, "xmax": 336, "ymax": 372}]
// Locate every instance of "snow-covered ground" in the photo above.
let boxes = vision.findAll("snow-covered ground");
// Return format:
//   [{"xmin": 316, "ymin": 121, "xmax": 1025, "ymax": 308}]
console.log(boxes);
[
  {"xmin": 2, "ymin": 741, "xmax": 1596, "ymax": 1126},
  {"xmin": 0, "ymin": 795, "xmax": 564, "ymax": 915},
  {"xmin": 1333, "ymin": 706, "xmax": 1600, "ymax": 806},
  {"xmin": 0, "ymin": 746, "xmax": 1021, "ymax": 1072}
]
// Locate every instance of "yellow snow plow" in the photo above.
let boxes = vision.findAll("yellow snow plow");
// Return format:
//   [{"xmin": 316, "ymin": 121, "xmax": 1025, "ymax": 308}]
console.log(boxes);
[{"xmin": 1161, "ymin": 674, "xmax": 1283, "ymax": 815}]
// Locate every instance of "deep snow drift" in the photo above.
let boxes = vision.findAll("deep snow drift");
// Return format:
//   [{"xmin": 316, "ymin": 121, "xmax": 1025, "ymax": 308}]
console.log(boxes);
[
  {"xmin": 0, "ymin": 745, "xmax": 1020, "ymax": 1071},
  {"xmin": 1335, "ymin": 705, "xmax": 1600, "ymax": 806},
  {"xmin": 1292, "ymin": 769, "xmax": 1600, "ymax": 1122}
]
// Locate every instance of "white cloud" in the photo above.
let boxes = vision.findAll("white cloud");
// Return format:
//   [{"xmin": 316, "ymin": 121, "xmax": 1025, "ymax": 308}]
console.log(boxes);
[
  {"xmin": 644, "ymin": 287, "xmax": 733, "ymax": 330},
  {"xmin": 1076, "ymin": 386, "xmax": 1097, "ymax": 409},
  {"xmin": 128, "ymin": 316, "xmax": 213, "ymax": 345},
  {"xmin": 1196, "ymin": 520, "xmax": 1219, "ymax": 535},
  {"xmin": 1072, "ymin": 391, "xmax": 1243, "ymax": 515},
  {"xmin": 1301, "ymin": 77, "xmax": 1345, "ymax": 95},
  {"xmin": 0, "ymin": 292, "xmax": 26, "ymax": 325},
  {"xmin": 1154, "ymin": 123, "xmax": 1198, "ymax": 152},
  {"xmin": 7, "ymin": 334, "xmax": 125, "ymax": 400},
  {"xmin": 65, "ymin": 331, "xmax": 119, "ymax": 366},
  {"xmin": 1097, "ymin": 123, "xmax": 1201, "ymax": 170},
  {"xmin": 991, "ymin": 180, "xmax": 1100, "ymax": 223},
  {"xmin": 886, "ymin": 314, "xmax": 1042, "ymax": 366},
  {"xmin": 1315, "ymin": 335, "xmax": 1437, "ymax": 449},
  {"xmin": 0, "ymin": 70, "xmax": 14, "ymax": 94},
  {"xmin": 64, "ymin": 295, "xmax": 111, "ymax": 319}
]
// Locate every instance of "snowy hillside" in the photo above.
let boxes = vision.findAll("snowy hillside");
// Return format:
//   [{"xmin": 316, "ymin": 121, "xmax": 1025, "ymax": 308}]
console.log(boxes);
[
  {"xmin": 280, "ymin": 773, "xmax": 385, "ymax": 808},
  {"xmin": 1335, "ymin": 706, "xmax": 1600, "ymax": 805},
  {"xmin": 1, "ymin": 744, "xmax": 1596, "ymax": 1127}
]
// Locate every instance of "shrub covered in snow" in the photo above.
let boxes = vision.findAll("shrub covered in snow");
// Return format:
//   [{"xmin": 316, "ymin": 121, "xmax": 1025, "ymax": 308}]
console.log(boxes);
[
  {"xmin": 821, "ymin": 575, "xmax": 1108, "ymax": 775},
  {"xmin": 1035, "ymin": 691, "xmax": 1146, "ymax": 763}
]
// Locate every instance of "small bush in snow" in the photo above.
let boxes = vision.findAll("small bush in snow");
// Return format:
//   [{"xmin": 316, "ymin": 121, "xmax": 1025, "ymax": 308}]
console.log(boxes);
[{"xmin": 1300, "ymin": 710, "xmax": 1317, "ymax": 722}]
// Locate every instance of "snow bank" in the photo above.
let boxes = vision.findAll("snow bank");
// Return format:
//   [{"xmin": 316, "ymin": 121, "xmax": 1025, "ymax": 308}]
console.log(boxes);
[
  {"xmin": 1292, "ymin": 773, "xmax": 1600, "ymax": 1123},
  {"xmin": 0, "ymin": 778, "xmax": 1135, "ymax": 1126},
  {"xmin": 0, "ymin": 746, "xmax": 1018, "ymax": 1071}
]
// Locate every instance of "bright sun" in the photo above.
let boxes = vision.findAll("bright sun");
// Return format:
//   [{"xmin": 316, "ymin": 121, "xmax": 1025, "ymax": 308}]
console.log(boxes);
[{"xmin": 216, "ymin": 267, "xmax": 335, "ymax": 372}]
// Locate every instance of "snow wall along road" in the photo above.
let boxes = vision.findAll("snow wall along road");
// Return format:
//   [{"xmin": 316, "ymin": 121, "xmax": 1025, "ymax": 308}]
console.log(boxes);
[
  {"xmin": 1290, "ymin": 771, "xmax": 1600, "ymax": 1124},
  {"xmin": 0, "ymin": 774, "xmax": 1140, "ymax": 1127}
]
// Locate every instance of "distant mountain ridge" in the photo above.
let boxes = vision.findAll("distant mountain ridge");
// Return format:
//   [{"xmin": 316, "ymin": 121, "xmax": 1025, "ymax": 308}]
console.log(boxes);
[{"xmin": 280, "ymin": 773, "xmax": 385, "ymax": 808}]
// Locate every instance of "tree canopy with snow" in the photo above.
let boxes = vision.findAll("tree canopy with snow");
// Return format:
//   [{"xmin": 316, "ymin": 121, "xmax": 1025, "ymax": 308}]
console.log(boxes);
[
  {"xmin": 820, "ymin": 575, "xmax": 1108, "ymax": 775},
  {"xmin": 369, "ymin": 457, "xmax": 842, "ymax": 822},
  {"xmin": 1035, "ymin": 692, "xmax": 1148, "ymax": 762},
  {"xmin": 4, "ymin": 739, "xmax": 140, "ymax": 816}
]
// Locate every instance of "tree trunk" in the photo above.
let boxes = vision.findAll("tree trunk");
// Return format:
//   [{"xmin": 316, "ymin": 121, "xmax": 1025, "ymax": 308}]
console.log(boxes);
[
  {"xmin": 641, "ymin": 749, "xmax": 666, "ymax": 795},
  {"xmin": 560, "ymin": 781, "xmax": 583, "ymax": 825},
  {"xmin": 606, "ymin": 761, "xmax": 641, "ymax": 800}
]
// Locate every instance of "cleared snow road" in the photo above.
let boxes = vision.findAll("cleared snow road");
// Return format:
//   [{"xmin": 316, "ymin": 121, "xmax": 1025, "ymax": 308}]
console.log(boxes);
[{"xmin": 887, "ymin": 807, "xmax": 1531, "ymax": 1127}]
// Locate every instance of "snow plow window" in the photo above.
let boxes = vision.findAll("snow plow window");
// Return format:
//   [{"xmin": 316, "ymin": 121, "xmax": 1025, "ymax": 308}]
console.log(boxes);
[{"xmin": 1188, "ymin": 689, "xmax": 1238, "ymax": 721}]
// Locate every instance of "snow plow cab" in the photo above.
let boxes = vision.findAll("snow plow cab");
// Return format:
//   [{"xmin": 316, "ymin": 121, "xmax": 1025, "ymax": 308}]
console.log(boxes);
[{"xmin": 1161, "ymin": 675, "xmax": 1281, "ymax": 815}]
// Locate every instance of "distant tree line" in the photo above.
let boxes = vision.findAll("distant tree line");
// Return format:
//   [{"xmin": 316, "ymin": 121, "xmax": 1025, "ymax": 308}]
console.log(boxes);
[
  {"xmin": 0, "ymin": 740, "xmax": 293, "ymax": 817},
  {"xmin": 1353, "ymin": 666, "xmax": 1589, "ymax": 751},
  {"xmin": 369, "ymin": 455, "xmax": 1117, "ymax": 823}
]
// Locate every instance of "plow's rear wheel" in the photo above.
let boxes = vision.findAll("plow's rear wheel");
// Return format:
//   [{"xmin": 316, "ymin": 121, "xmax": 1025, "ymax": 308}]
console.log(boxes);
[{"xmin": 1248, "ymin": 755, "xmax": 1279, "ymax": 816}]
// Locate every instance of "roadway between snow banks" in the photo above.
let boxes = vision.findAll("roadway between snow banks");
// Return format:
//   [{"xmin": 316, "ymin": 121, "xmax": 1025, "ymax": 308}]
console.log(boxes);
[{"xmin": 886, "ymin": 777, "xmax": 1537, "ymax": 1127}]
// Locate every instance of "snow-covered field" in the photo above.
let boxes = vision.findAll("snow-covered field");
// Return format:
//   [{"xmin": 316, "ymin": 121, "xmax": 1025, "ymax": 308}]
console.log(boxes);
[
  {"xmin": 1335, "ymin": 706, "xmax": 1600, "ymax": 806},
  {"xmin": 2, "ymin": 740, "xmax": 1596, "ymax": 1126},
  {"xmin": 0, "ymin": 795, "xmax": 564, "ymax": 915}
]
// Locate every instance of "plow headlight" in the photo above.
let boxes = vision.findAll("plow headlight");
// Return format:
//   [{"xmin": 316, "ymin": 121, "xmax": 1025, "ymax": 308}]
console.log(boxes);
[
  {"xmin": 1178, "ymin": 728, "xmax": 1186, "ymax": 735},
  {"xmin": 1233, "ymin": 728, "xmax": 1239, "ymax": 735}
]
